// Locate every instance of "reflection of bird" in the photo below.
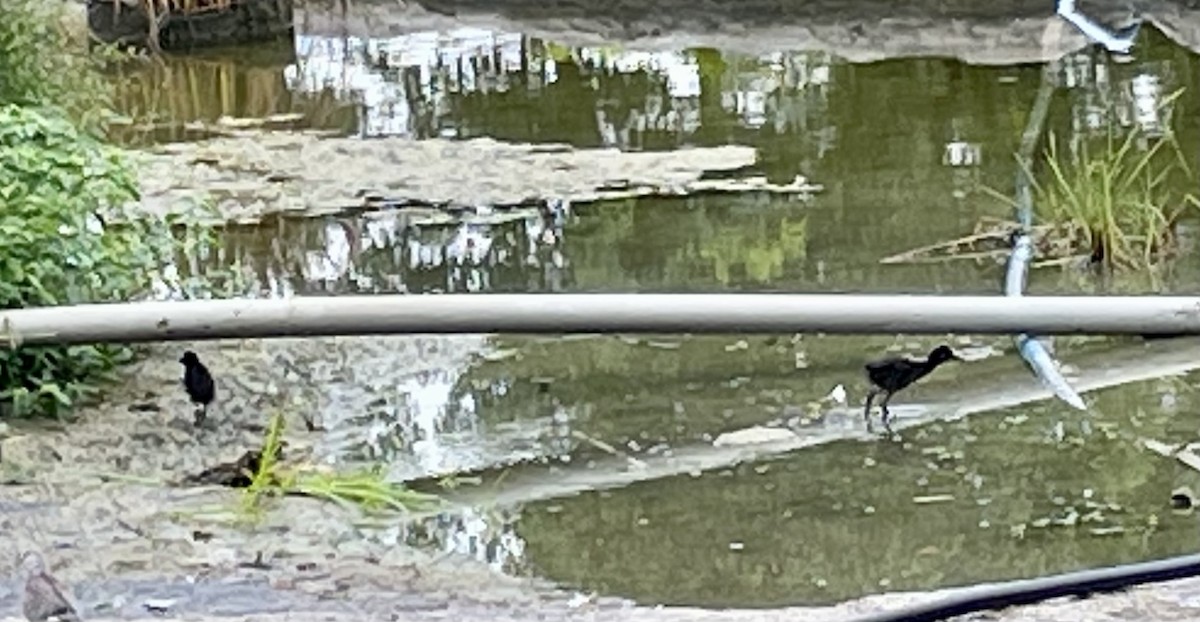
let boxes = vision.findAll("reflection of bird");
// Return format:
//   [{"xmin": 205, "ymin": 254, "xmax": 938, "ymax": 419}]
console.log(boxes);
[
  {"xmin": 863, "ymin": 345, "xmax": 961, "ymax": 433},
  {"xmin": 179, "ymin": 351, "xmax": 215, "ymax": 427},
  {"xmin": 19, "ymin": 551, "xmax": 81, "ymax": 622}
]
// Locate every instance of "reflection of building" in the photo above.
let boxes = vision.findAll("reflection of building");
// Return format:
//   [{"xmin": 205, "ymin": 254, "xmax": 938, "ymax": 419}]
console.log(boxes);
[
  {"xmin": 400, "ymin": 508, "xmax": 529, "ymax": 576},
  {"xmin": 285, "ymin": 29, "xmax": 535, "ymax": 138},
  {"xmin": 721, "ymin": 52, "xmax": 834, "ymax": 134},
  {"xmin": 573, "ymin": 49, "xmax": 703, "ymax": 148},
  {"xmin": 179, "ymin": 202, "xmax": 575, "ymax": 299},
  {"xmin": 1056, "ymin": 51, "xmax": 1179, "ymax": 140},
  {"xmin": 284, "ymin": 28, "xmax": 844, "ymax": 156}
]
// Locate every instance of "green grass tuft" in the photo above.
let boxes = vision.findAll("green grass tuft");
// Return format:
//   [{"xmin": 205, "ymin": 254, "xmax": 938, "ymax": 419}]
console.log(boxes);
[
  {"xmin": 240, "ymin": 411, "xmax": 442, "ymax": 520},
  {"xmin": 1013, "ymin": 89, "xmax": 1200, "ymax": 270}
]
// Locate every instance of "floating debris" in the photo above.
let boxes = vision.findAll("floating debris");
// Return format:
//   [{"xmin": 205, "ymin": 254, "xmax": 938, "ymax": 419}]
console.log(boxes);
[
  {"xmin": 142, "ymin": 598, "xmax": 177, "ymax": 614},
  {"xmin": 825, "ymin": 384, "xmax": 847, "ymax": 405},
  {"xmin": 566, "ymin": 592, "xmax": 597, "ymax": 608},
  {"xmin": 1171, "ymin": 486, "xmax": 1195, "ymax": 511}
]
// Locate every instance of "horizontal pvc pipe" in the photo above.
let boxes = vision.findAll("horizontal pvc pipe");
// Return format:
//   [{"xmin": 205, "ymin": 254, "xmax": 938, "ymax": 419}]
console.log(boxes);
[{"xmin": 2, "ymin": 294, "xmax": 1200, "ymax": 346}]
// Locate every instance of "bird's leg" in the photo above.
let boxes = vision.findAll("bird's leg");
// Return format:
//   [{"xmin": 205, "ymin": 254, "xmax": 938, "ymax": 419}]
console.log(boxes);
[
  {"xmin": 880, "ymin": 392, "xmax": 895, "ymax": 434},
  {"xmin": 193, "ymin": 404, "xmax": 207, "ymax": 428},
  {"xmin": 863, "ymin": 389, "xmax": 879, "ymax": 432}
]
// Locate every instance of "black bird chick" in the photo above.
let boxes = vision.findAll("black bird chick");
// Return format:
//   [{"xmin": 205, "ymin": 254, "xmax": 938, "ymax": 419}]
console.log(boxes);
[
  {"xmin": 179, "ymin": 351, "xmax": 215, "ymax": 427},
  {"xmin": 864, "ymin": 345, "xmax": 961, "ymax": 433},
  {"xmin": 19, "ymin": 551, "xmax": 81, "ymax": 622}
]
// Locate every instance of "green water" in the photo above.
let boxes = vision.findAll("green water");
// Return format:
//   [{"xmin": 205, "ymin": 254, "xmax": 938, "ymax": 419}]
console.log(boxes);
[{"xmin": 110, "ymin": 22, "xmax": 1200, "ymax": 608}]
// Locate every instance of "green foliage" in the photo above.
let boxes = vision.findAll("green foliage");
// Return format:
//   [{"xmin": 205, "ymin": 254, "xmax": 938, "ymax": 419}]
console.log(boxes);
[
  {"xmin": 1026, "ymin": 91, "xmax": 1200, "ymax": 270},
  {"xmin": 238, "ymin": 408, "xmax": 287, "ymax": 520},
  {"xmin": 0, "ymin": 0, "xmax": 119, "ymax": 129},
  {"xmin": 0, "ymin": 2, "xmax": 224, "ymax": 419},
  {"xmin": 240, "ymin": 412, "xmax": 442, "ymax": 519},
  {"xmin": 0, "ymin": 105, "xmax": 178, "ymax": 417}
]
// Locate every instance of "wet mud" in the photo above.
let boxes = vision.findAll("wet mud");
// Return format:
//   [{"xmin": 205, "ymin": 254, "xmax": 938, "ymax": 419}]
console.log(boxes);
[{"xmin": 131, "ymin": 133, "xmax": 799, "ymax": 223}]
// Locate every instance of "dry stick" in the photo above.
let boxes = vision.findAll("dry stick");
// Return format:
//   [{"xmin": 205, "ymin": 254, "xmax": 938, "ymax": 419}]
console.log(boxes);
[
  {"xmin": 879, "ymin": 218, "xmax": 1066, "ymax": 265},
  {"xmin": 879, "ymin": 230, "xmax": 1011, "ymax": 264},
  {"xmin": 570, "ymin": 430, "xmax": 647, "ymax": 469}
]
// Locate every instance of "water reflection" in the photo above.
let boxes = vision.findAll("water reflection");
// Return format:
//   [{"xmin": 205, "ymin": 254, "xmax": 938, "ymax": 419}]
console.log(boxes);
[
  {"xmin": 114, "ymin": 26, "xmax": 1200, "ymax": 290},
  {"xmin": 396, "ymin": 507, "xmax": 530, "ymax": 575},
  {"xmin": 186, "ymin": 198, "xmax": 574, "ymax": 296},
  {"xmin": 509, "ymin": 366, "xmax": 1200, "ymax": 607},
  {"xmin": 260, "ymin": 335, "xmax": 565, "ymax": 479},
  {"xmin": 111, "ymin": 26, "xmax": 1199, "ymax": 163},
  {"xmin": 184, "ymin": 193, "xmax": 946, "ymax": 297},
  {"xmin": 1056, "ymin": 50, "xmax": 1186, "ymax": 141},
  {"xmin": 285, "ymin": 29, "xmax": 531, "ymax": 138}
]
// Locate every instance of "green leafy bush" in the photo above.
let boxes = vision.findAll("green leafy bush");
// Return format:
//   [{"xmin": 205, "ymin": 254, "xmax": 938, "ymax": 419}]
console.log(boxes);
[
  {"xmin": 0, "ymin": 0, "xmax": 117, "ymax": 130},
  {"xmin": 0, "ymin": 0, "xmax": 210, "ymax": 418},
  {"xmin": 0, "ymin": 105, "xmax": 176, "ymax": 417}
]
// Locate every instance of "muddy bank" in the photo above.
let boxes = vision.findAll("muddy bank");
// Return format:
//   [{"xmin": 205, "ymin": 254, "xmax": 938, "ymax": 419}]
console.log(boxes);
[
  {"xmin": 2, "ymin": 550, "xmax": 1200, "ymax": 621},
  {"xmin": 0, "ymin": 335, "xmax": 571, "ymax": 619},
  {"xmin": 0, "ymin": 334, "xmax": 544, "ymax": 481},
  {"xmin": 295, "ymin": 0, "xmax": 1200, "ymax": 65},
  {"xmin": 130, "ymin": 132, "xmax": 805, "ymax": 223}
]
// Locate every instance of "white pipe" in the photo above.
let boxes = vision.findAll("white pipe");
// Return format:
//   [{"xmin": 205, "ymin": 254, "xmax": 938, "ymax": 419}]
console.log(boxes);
[
  {"xmin": 2, "ymin": 294, "xmax": 1200, "ymax": 346},
  {"xmin": 1006, "ymin": 64, "xmax": 1087, "ymax": 411}
]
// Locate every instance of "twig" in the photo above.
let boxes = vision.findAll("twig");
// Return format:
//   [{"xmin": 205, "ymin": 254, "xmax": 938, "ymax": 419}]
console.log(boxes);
[
  {"xmin": 95, "ymin": 471, "xmax": 170, "ymax": 485},
  {"xmin": 570, "ymin": 430, "xmax": 647, "ymax": 469}
]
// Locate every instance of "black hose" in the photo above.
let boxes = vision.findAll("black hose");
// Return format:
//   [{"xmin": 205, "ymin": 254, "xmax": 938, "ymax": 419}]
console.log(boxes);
[{"xmin": 851, "ymin": 553, "xmax": 1200, "ymax": 622}]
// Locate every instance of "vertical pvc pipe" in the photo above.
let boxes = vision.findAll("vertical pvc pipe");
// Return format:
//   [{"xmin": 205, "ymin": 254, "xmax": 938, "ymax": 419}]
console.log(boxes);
[{"xmin": 1007, "ymin": 64, "xmax": 1088, "ymax": 411}]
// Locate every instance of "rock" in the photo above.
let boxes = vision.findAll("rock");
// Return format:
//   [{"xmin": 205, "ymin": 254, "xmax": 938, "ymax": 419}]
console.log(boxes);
[{"xmin": 1171, "ymin": 486, "xmax": 1195, "ymax": 510}]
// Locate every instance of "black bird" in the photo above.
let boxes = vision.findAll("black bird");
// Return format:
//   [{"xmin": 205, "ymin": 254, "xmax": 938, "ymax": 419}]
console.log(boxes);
[
  {"xmin": 179, "ymin": 350, "xmax": 215, "ymax": 426},
  {"xmin": 864, "ymin": 344, "xmax": 961, "ymax": 433}
]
